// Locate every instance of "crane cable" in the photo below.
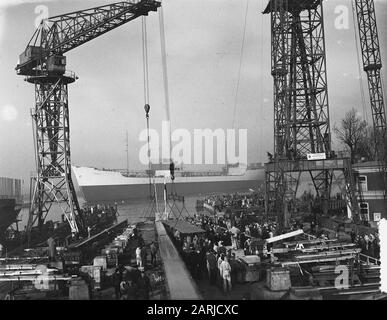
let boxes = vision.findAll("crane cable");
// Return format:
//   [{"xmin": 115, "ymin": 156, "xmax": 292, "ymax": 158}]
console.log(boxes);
[
  {"xmin": 142, "ymin": 16, "xmax": 150, "ymax": 105},
  {"xmin": 351, "ymin": 1, "xmax": 369, "ymax": 123},
  {"xmin": 259, "ymin": 0, "xmax": 264, "ymax": 161},
  {"xmin": 141, "ymin": 16, "xmax": 153, "ymax": 201},
  {"xmin": 232, "ymin": 0, "xmax": 250, "ymax": 130},
  {"xmin": 159, "ymin": 5, "xmax": 172, "ymax": 162}
]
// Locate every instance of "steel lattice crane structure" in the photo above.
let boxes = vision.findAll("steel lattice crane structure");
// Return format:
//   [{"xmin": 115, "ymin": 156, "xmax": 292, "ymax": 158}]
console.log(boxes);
[
  {"xmin": 354, "ymin": 0, "xmax": 386, "ymax": 148},
  {"xmin": 263, "ymin": 0, "xmax": 359, "ymax": 229},
  {"xmin": 15, "ymin": 0, "xmax": 161, "ymax": 235},
  {"xmin": 354, "ymin": 0, "xmax": 387, "ymax": 195},
  {"xmin": 268, "ymin": 0, "xmax": 331, "ymax": 160}
]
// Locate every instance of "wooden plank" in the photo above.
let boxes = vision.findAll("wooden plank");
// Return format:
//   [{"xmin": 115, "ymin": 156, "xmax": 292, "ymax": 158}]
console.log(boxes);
[
  {"xmin": 281, "ymin": 255, "xmax": 356, "ymax": 266},
  {"xmin": 69, "ymin": 220, "xmax": 128, "ymax": 249},
  {"xmin": 0, "ymin": 265, "xmax": 36, "ymax": 271},
  {"xmin": 299, "ymin": 243, "xmax": 356, "ymax": 253},
  {"xmin": 282, "ymin": 239, "xmax": 337, "ymax": 246},
  {"xmin": 266, "ymin": 229, "xmax": 304, "ymax": 244},
  {"xmin": 294, "ymin": 248, "xmax": 361, "ymax": 260},
  {"xmin": 0, "ymin": 276, "xmax": 71, "ymax": 282},
  {"xmin": 0, "ymin": 257, "xmax": 47, "ymax": 262},
  {"xmin": 273, "ymin": 243, "xmax": 355, "ymax": 254}
]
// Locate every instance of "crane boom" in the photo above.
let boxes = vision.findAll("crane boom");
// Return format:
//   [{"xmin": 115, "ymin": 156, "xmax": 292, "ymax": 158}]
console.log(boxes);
[
  {"xmin": 354, "ymin": 0, "xmax": 386, "ymax": 146},
  {"xmin": 16, "ymin": 0, "xmax": 161, "ymax": 76}
]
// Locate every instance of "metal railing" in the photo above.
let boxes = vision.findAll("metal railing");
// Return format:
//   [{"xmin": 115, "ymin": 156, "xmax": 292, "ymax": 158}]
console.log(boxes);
[{"xmin": 359, "ymin": 253, "xmax": 381, "ymax": 266}]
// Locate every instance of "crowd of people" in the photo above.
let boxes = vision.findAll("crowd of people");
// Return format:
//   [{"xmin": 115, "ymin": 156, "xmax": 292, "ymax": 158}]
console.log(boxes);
[
  {"xmin": 351, "ymin": 232, "xmax": 380, "ymax": 259},
  {"xmin": 112, "ymin": 265, "xmax": 152, "ymax": 300},
  {"xmin": 115, "ymin": 191, "xmax": 382, "ymax": 298},
  {"xmin": 204, "ymin": 193, "xmax": 264, "ymax": 212},
  {"xmin": 81, "ymin": 203, "xmax": 118, "ymax": 227},
  {"xmin": 167, "ymin": 202, "xmax": 283, "ymax": 294},
  {"xmin": 172, "ymin": 191, "xmax": 383, "ymax": 294},
  {"xmin": 169, "ymin": 229, "xmax": 238, "ymax": 294},
  {"xmin": 111, "ymin": 231, "xmax": 160, "ymax": 300}
]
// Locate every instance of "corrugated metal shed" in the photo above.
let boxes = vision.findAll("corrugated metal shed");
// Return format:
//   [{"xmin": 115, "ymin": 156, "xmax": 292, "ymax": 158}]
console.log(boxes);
[{"xmin": 0, "ymin": 177, "xmax": 22, "ymax": 199}]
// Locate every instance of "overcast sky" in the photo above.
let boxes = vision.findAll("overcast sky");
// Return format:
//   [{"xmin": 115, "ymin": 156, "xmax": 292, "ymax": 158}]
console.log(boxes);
[{"xmin": 1, "ymin": 0, "xmax": 387, "ymax": 185}]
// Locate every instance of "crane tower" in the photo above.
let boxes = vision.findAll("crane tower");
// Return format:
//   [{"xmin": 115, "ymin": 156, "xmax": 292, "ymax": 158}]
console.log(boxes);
[
  {"xmin": 16, "ymin": 0, "xmax": 161, "ymax": 235},
  {"xmin": 263, "ymin": 0, "xmax": 359, "ymax": 229}
]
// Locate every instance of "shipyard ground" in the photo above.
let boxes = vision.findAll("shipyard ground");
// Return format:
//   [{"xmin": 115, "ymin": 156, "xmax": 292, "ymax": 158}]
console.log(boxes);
[
  {"xmin": 0, "ymin": 201, "xmax": 383, "ymax": 300},
  {"xmin": 0, "ymin": 219, "xmax": 168, "ymax": 300}
]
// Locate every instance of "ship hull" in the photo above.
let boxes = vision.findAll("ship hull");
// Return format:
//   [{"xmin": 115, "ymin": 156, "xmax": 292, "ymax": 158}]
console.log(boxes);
[
  {"xmin": 73, "ymin": 166, "xmax": 265, "ymax": 203},
  {"xmin": 79, "ymin": 180, "xmax": 264, "ymax": 203}
]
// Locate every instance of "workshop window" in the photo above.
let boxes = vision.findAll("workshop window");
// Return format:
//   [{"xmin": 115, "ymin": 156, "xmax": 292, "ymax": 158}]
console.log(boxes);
[
  {"xmin": 358, "ymin": 175, "xmax": 368, "ymax": 191},
  {"xmin": 359, "ymin": 202, "xmax": 369, "ymax": 221}
]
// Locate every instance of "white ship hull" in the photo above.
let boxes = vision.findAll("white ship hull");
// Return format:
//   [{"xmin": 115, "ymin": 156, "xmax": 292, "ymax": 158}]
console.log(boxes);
[{"xmin": 72, "ymin": 166, "xmax": 265, "ymax": 203}]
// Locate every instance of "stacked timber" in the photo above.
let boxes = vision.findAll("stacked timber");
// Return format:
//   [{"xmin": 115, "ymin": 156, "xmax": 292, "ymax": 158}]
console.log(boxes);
[
  {"xmin": 281, "ymin": 248, "xmax": 361, "ymax": 266},
  {"xmin": 359, "ymin": 263, "xmax": 380, "ymax": 284},
  {"xmin": 309, "ymin": 265, "xmax": 360, "ymax": 287}
]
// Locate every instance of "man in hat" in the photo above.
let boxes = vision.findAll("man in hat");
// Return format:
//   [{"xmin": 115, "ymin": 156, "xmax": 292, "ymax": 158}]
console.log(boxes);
[
  {"xmin": 141, "ymin": 245, "xmax": 147, "ymax": 269},
  {"xmin": 206, "ymin": 249, "xmax": 217, "ymax": 285},
  {"xmin": 136, "ymin": 247, "xmax": 143, "ymax": 268},
  {"xmin": 213, "ymin": 242, "xmax": 219, "ymax": 254},
  {"xmin": 217, "ymin": 254, "xmax": 224, "ymax": 288},
  {"xmin": 244, "ymin": 238, "xmax": 252, "ymax": 255},
  {"xmin": 218, "ymin": 241, "xmax": 226, "ymax": 256},
  {"xmin": 150, "ymin": 242, "xmax": 158, "ymax": 267},
  {"xmin": 220, "ymin": 256, "xmax": 232, "ymax": 293},
  {"xmin": 231, "ymin": 232, "xmax": 238, "ymax": 250},
  {"xmin": 125, "ymin": 279, "xmax": 138, "ymax": 300},
  {"xmin": 112, "ymin": 267, "xmax": 123, "ymax": 299},
  {"xmin": 47, "ymin": 237, "xmax": 56, "ymax": 261},
  {"xmin": 138, "ymin": 269, "xmax": 151, "ymax": 300}
]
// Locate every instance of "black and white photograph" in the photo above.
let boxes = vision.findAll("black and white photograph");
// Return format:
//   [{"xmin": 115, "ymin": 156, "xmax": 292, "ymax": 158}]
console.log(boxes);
[{"xmin": 0, "ymin": 0, "xmax": 386, "ymax": 304}]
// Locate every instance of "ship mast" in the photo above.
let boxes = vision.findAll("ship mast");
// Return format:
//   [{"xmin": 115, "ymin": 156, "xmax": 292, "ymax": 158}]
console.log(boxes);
[
  {"xmin": 225, "ymin": 134, "xmax": 228, "ymax": 173},
  {"xmin": 126, "ymin": 130, "xmax": 129, "ymax": 175}
]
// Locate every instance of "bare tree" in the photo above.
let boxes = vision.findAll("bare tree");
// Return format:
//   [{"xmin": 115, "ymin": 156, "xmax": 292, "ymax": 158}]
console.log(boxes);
[
  {"xmin": 364, "ymin": 125, "xmax": 387, "ymax": 165},
  {"xmin": 358, "ymin": 125, "xmax": 375, "ymax": 160},
  {"xmin": 333, "ymin": 108, "xmax": 369, "ymax": 163}
]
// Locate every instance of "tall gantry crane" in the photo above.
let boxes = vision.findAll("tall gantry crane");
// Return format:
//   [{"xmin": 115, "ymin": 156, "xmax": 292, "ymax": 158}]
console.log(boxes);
[
  {"xmin": 354, "ymin": 0, "xmax": 387, "ymax": 197},
  {"xmin": 16, "ymin": 0, "xmax": 161, "ymax": 235},
  {"xmin": 264, "ymin": 0, "xmax": 359, "ymax": 229},
  {"xmin": 354, "ymin": 0, "xmax": 386, "ymax": 150}
]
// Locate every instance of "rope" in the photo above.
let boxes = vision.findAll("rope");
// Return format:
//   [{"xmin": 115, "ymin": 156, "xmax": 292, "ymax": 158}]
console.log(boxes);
[
  {"xmin": 159, "ymin": 6, "xmax": 172, "ymax": 161},
  {"xmin": 232, "ymin": 0, "xmax": 250, "ymax": 130},
  {"xmin": 351, "ymin": 1, "xmax": 369, "ymax": 123}
]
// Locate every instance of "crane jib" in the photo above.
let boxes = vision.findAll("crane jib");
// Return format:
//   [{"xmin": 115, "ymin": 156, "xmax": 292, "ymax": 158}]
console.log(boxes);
[{"xmin": 15, "ymin": 0, "xmax": 161, "ymax": 77}]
